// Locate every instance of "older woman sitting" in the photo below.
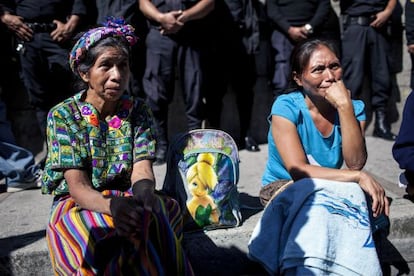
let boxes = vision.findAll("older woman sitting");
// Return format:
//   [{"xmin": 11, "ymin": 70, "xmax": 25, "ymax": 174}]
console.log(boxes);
[{"xmin": 41, "ymin": 18, "xmax": 193, "ymax": 275}]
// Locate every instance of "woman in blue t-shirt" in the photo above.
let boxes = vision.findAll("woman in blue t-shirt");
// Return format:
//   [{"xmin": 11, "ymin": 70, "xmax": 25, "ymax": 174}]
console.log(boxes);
[{"xmin": 249, "ymin": 39, "xmax": 390, "ymax": 275}]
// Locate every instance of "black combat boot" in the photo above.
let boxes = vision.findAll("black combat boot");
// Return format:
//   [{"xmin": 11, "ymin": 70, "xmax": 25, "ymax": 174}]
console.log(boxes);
[
  {"xmin": 373, "ymin": 110, "xmax": 397, "ymax": 141},
  {"xmin": 244, "ymin": 136, "xmax": 260, "ymax": 152}
]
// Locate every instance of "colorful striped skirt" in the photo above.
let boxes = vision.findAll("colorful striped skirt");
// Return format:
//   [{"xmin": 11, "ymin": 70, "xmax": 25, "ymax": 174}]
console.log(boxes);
[{"xmin": 46, "ymin": 190, "xmax": 194, "ymax": 275}]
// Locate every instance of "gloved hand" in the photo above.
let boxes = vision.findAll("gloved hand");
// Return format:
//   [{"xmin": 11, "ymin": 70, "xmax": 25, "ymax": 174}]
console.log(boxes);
[
  {"xmin": 109, "ymin": 196, "xmax": 143, "ymax": 238},
  {"xmin": 132, "ymin": 179, "xmax": 160, "ymax": 213}
]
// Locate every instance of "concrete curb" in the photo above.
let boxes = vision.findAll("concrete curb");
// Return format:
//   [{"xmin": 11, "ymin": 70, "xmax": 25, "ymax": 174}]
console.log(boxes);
[{"xmin": 1, "ymin": 143, "xmax": 414, "ymax": 275}]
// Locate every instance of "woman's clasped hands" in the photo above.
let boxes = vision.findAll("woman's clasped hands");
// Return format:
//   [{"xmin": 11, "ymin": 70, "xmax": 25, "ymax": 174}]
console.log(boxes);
[{"xmin": 110, "ymin": 182, "xmax": 160, "ymax": 239}]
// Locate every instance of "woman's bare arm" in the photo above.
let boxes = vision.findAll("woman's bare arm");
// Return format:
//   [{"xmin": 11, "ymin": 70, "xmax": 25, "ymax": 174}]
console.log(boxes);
[
  {"xmin": 272, "ymin": 115, "xmax": 389, "ymax": 216},
  {"xmin": 325, "ymin": 81, "xmax": 367, "ymax": 170},
  {"xmin": 65, "ymin": 169, "xmax": 112, "ymax": 214},
  {"xmin": 272, "ymin": 115, "xmax": 361, "ymax": 182}
]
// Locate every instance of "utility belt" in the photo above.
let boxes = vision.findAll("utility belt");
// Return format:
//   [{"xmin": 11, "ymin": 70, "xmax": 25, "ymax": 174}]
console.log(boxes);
[
  {"xmin": 342, "ymin": 14, "xmax": 376, "ymax": 26},
  {"xmin": 15, "ymin": 22, "xmax": 57, "ymax": 53},
  {"xmin": 26, "ymin": 22, "xmax": 56, "ymax": 32}
]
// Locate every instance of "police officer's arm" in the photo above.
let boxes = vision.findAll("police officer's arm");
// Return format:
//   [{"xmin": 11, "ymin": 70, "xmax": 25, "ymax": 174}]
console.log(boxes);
[
  {"xmin": 0, "ymin": 0, "xmax": 14, "ymax": 14},
  {"xmin": 51, "ymin": 15, "xmax": 81, "ymax": 42},
  {"xmin": 290, "ymin": 0, "xmax": 330, "ymax": 41},
  {"xmin": 266, "ymin": 0, "xmax": 290, "ymax": 34},
  {"xmin": 393, "ymin": 93, "xmax": 414, "ymax": 173},
  {"xmin": 176, "ymin": 0, "xmax": 214, "ymax": 24},
  {"xmin": 139, "ymin": 0, "xmax": 184, "ymax": 34},
  {"xmin": 51, "ymin": 0, "xmax": 86, "ymax": 42},
  {"xmin": 307, "ymin": 0, "xmax": 330, "ymax": 33},
  {"xmin": 370, "ymin": 0, "xmax": 396, "ymax": 28},
  {"xmin": 266, "ymin": 0, "xmax": 306, "ymax": 42},
  {"xmin": 0, "ymin": 1, "xmax": 33, "ymax": 41}
]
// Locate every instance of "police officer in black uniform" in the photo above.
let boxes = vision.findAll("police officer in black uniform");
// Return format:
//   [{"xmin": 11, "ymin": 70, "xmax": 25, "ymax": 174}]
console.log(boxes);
[
  {"xmin": 339, "ymin": 0, "xmax": 397, "ymax": 140},
  {"xmin": 92, "ymin": 0, "xmax": 149, "ymax": 98},
  {"xmin": 203, "ymin": 0, "xmax": 261, "ymax": 152},
  {"xmin": 266, "ymin": 0, "xmax": 331, "ymax": 97},
  {"xmin": 0, "ymin": 0, "xmax": 86, "ymax": 140},
  {"xmin": 139, "ymin": 0, "xmax": 214, "ymax": 164}
]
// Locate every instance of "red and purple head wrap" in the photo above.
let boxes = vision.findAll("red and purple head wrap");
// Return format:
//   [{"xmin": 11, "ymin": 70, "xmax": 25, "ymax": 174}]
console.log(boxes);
[{"xmin": 69, "ymin": 17, "xmax": 138, "ymax": 73}]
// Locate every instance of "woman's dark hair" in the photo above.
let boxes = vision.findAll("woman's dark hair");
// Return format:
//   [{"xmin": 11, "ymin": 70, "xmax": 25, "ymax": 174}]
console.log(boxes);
[
  {"xmin": 287, "ymin": 38, "xmax": 340, "ymax": 91},
  {"xmin": 73, "ymin": 36, "xmax": 131, "ymax": 90}
]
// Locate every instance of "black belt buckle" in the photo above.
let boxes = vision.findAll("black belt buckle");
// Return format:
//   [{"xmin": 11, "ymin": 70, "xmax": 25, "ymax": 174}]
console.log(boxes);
[
  {"xmin": 27, "ymin": 22, "xmax": 56, "ymax": 32},
  {"xmin": 357, "ymin": 15, "xmax": 375, "ymax": 26},
  {"xmin": 342, "ymin": 14, "xmax": 349, "ymax": 25},
  {"xmin": 343, "ymin": 15, "xmax": 375, "ymax": 26}
]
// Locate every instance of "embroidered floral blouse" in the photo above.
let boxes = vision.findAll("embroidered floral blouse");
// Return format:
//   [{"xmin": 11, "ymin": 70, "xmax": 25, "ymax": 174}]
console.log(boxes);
[{"xmin": 41, "ymin": 91, "xmax": 157, "ymax": 196}]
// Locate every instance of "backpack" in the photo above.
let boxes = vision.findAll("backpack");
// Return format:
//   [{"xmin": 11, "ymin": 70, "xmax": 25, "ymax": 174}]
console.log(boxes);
[{"xmin": 162, "ymin": 129, "xmax": 242, "ymax": 231}]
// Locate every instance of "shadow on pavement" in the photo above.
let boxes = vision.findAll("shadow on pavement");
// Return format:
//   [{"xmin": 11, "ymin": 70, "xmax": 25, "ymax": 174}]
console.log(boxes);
[
  {"xmin": 0, "ymin": 230, "xmax": 46, "ymax": 275},
  {"xmin": 0, "ymin": 230, "xmax": 46, "ymax": 255},
  {"xmin": 375, "ymin": 197, "xmax": 411, "ymax": 276},
  {"xmin": 183, "ymin": 231, "xmax": 267, "ymax": 276},
  {"xmin": 239, "ymin": 192, "xmax": 263, "ymax": 222},
  {"xmin": 376, "ymin": 231, "xmax": 411, "ymax": 276}
]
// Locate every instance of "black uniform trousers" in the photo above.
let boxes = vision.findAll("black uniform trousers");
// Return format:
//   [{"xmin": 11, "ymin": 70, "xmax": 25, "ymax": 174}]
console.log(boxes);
[
  {"xmin": 270, "ymin": 29, "xmax": 295, "ymax": 97},
  {"xmin": 142, "ymin": 28, "xmax": 204, "ymax": 147},
  {"xmin": 341, "ymin": 20, "xmax": 392, "ymax": 111},
  {"xmin": 203, "ymin": 25, "xmax": 256, "ymax": 142},
  {"xmin": 19, "ymin": 32, "xmax": 73, "ymax": 137}
]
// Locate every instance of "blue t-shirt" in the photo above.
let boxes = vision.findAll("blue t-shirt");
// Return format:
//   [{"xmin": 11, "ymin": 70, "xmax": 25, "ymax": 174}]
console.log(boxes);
[{"xmin": 262, "ymin": 91, "xmax": 366, "ymax": 186}]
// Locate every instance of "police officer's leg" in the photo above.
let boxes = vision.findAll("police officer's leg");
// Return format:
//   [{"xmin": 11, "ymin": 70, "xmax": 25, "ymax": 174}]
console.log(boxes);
[
  {"xmin": 0, "ymin": 27, "xmax": 22, "ymax": 144},
  {"xmin": 341, "ymin": 24, "xmax": 367, "ymax": 101},
  {"xmin": 369, "ymin": 27, "xmax": 396, "ymax": 140},
  {"xmin": 179, "ymin": 45, "xmax": 204, "ymax": 131},
  {"xmin": 43, "ymin": 34, "xmax": 74, "ymax": 105},
  {"xmin": 229, "ymin": 41, "xmax": 259, "ymax": 151},
  {"xmin": 128, "ymin": 42, "xmax": 146, "ymax": 98},
  {"xmin": 142, "ymin": 29, "xmax": 176, "ymax": 164},
  {"xmin": 19, "ymin": 33, "xmax": 49, "ymax": 139},
  {"xmin": 270, "ymin": 30, "xmax": 294, "ymax": 98},
  {"xmin": 201, "ymin": 45, "xmax": 226, "ymax": 129}
]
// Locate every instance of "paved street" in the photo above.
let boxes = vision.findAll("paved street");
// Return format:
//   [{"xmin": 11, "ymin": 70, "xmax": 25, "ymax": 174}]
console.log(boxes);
[{"xmin": 1, "ymin": 131, "xmax": 414, "ymax": 275}]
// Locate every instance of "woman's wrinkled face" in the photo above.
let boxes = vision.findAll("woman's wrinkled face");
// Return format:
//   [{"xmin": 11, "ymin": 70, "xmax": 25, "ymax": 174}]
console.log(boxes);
[
  {"xmin": 80, "ymin": 47, "xmax": 130, "ymax": 102},
  {"xmin": 294, "ymin": 45, "xmax": 342, "ymax": 97}
]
